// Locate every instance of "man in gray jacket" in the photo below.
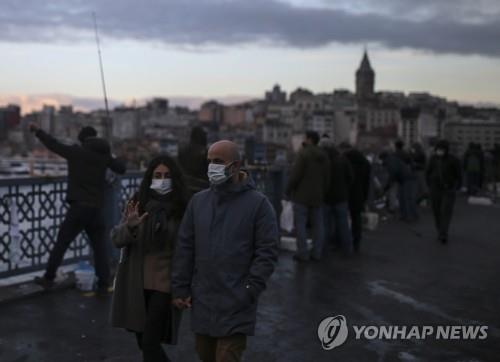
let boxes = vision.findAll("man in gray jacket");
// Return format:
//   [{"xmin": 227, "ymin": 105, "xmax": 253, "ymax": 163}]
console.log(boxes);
[{"xmin": 172, "ymin": 140, "xmax": 279, "ymax": 362}]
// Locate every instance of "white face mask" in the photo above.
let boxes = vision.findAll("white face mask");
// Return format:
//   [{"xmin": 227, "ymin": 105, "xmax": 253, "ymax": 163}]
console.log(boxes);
[
  {"xmin": 150, "ymin": 178, "xmax": 172, "ymax": 195},
  {"xmin": 207, "ymin": 162, "xmax": 234, "ymax": 185},
  {"xmin": 436, "ymin": 149, "xmax": 445, "ymax": 157}
]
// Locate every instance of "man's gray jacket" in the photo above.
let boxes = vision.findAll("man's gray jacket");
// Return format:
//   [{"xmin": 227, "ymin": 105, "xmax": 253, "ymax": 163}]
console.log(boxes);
[{"xmin": 171, "ymin": 174, "xmax": 279, "ymax": 337}]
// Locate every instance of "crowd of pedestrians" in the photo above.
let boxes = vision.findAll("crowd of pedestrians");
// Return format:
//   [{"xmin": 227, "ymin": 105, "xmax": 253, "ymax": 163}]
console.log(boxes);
[
  {"xmin": 30, "ymin": 125, "xmax": 278, "ymax": 362},
  {"xmin": 28, "ymin": 122, "xmax": 500, "ymax": 361}
]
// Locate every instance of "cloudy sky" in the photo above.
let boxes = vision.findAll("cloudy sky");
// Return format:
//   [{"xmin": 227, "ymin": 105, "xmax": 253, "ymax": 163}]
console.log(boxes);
[{"xmin": 1, "ymin": 0, "xmax": 499, "ymax": 113}]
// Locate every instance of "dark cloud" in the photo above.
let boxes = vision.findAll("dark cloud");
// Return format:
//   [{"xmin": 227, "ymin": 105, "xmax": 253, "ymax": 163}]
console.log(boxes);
[
  {"xmin": 319, "ymin": 0, "xmax": 500, "ymax": 22},
  {"xmin": 0, "ymin": 0, "xmax": 499, "ymax": 57}
]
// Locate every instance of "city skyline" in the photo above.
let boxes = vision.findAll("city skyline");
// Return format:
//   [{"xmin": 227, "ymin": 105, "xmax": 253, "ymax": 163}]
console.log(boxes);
[{"xmin": 1, "ymin": 0, "xmax": 499, "ymax": 113}]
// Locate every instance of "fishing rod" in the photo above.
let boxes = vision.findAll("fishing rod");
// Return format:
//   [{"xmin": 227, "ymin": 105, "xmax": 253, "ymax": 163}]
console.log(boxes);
[{"xmin": 92, "ymin": 12, "xmax": 112, "ymax": 140}]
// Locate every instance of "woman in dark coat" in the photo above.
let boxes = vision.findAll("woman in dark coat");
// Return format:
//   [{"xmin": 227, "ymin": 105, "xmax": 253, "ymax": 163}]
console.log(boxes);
[{"xmin": 111, "ymin": 155, "xmax": 187, "ymax": 362}]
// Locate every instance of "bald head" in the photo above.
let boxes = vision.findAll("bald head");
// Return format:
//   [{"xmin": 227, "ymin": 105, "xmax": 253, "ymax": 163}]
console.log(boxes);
[
  {"xmin": 208, "ymin": 140, "xmax": 241, "ymax": 164},
  {"xmin": 207, "ymin": 140, "xmax": 242, "ymax": 184}
]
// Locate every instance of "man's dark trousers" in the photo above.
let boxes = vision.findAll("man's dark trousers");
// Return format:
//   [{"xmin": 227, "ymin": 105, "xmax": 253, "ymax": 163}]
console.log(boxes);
[
  {"xmin": 430, "ymin": 188, "xmax": 456, "ymax": 240},
  {"xmin": 45, "ymin": 202, "xmax": 110, "ymax": 287},
  {"xmin": 398, "ymin": 179, "xmax": 418, "ymax": 221},
  {"xmin": 466, "ymin": 171, "xmax": 481, "ymax": 195},
  {"xmin": 349, "ymin": 204, "xmax": 363, "ymax": 252}
]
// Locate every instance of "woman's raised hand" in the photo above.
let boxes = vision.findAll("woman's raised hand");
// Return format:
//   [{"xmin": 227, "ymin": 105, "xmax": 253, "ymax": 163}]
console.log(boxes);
[{"xmin": 124, "ymin": 200, "xmax": 148, "ymax": 228}]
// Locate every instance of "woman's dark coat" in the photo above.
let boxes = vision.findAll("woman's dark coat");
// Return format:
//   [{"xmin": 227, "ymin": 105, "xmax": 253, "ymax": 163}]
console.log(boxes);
[{"xmin": 110, "ymin": 213, "xmax": 182, "ymax": 345}]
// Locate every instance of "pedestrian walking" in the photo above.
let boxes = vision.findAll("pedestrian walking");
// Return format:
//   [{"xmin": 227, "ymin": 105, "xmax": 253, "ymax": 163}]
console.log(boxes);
[
  {"xmin": 410, "ymin": 142, "xmax": 428, "ymax": 204},
  {"xmin": 172, "ymin": 140, "xmax": 279, "ymax": 362},
  {"xmin": 464, "ymin": 143, "xmax": 484, "ymax": 195},
  {"xmin": 324, "ymin": 144, "xmax": 354, "ymax": 255},
  {"xmin": 426, "ymin": 140, "xmax": 462, "ymax": 244},
  {"xmin": 341, "ymin": 143, "xmax": 371, "ymax": 253},
  {"xmin": 380, "ymin": 146, "xmax": 417, "ymax": 222},
  {"xmin": 177, "ymin": 126, "xmax": 210, "ymax": 197},
  {"xmin": 285, "ymin": 131, "xmax": 330, "ymax": 261},
  {"xmin": 111, "ymin": 155, "xmax": 187, "ymax": 362}
]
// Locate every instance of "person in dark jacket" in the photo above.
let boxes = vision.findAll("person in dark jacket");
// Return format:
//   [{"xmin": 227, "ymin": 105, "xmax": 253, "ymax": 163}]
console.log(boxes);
[
  {"xmin": 177, "ymin": 126, "xmax": 210, "ymax": 197},
  {"xmin": 426, "ymin": 140, "xmax": 462, "ymax": 244},
  {"xmin": 410, "ymin": 142, "xmax": 428, "ymax": 204},
  {"xmin": 463, "ymin": 142, "xmax": 485, "ymax": 195},
  {"xmin": 394, "ymin": 140, "xmax": 412, "ymax": 165},
  {"xmin": 171, "ymin": 140, "xmax": 279, "ymax": 362},
  {"xmin": 493, "ymin": 144, "xmax": 500, "ymax": 193},
  {"xmin": 286, "ymin": 131, "xmax": 330, "ymax": 261},
  {"xmin": 341, "ymin": 143, "xmax": 371, "ymax": 253},
  {"xmin": 318, "ymin": 134, "xmax": 335, "ymax": 253},
  {"xmin": 29, "ymin": 124, "xmax": 126, "ymax": 294},
  {"xmin": 395, "ymin": 140, "xmax": 419, "ymax": 220},
  {"xmin": 324, "ymin": 144, "xmax": 354, "ymax": 254},
  {"xmin": 111, "ymin": 155, "xmax": 187, "ymax": 362},
  {"xmin": 380, "ymin": 146, "xmax": 418, "ymax": 222}
]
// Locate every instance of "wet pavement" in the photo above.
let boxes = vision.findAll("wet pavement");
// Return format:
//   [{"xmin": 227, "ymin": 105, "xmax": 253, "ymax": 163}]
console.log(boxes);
[{"xmin": 1, "ymin": 198, "xmax": 499, "ymax": 362}]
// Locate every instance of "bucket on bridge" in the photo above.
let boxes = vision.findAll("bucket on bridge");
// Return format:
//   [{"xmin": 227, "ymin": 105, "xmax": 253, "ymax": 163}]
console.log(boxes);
[
  {"xmin": 74, "ymin": 262, "xmax": 95, "ymax": 291},
  {"xmin": 363, "ymin": 212, "xmax": 379, "ymax": 231}
]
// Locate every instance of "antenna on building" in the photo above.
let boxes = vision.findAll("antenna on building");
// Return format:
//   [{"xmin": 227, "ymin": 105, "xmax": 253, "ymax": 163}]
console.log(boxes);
[{"xmin": 92, "ymin": 12, "xmax": 112, "ymax": 139}]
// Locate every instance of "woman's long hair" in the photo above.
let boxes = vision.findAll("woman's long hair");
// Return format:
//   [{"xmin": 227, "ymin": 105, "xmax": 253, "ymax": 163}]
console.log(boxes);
[{"xmin": 134, "ymin": 154, "xmax": 188, "ymax": 218}]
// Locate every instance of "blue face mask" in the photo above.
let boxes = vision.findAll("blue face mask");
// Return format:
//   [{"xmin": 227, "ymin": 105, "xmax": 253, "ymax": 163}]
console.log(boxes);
[{"xmin": 207, "ymin": 162, "xmax": 234, "ymax": 185}]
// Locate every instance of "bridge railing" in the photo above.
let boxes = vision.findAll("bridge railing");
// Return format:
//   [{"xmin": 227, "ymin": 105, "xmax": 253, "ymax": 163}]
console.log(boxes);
[
  {"xmin": 0, "ymin": 173, "xmax": 142, "ymax": 279},
  {"xmin": 0, "ymin": 167, "xmax": 285, "ymax": 279}
]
